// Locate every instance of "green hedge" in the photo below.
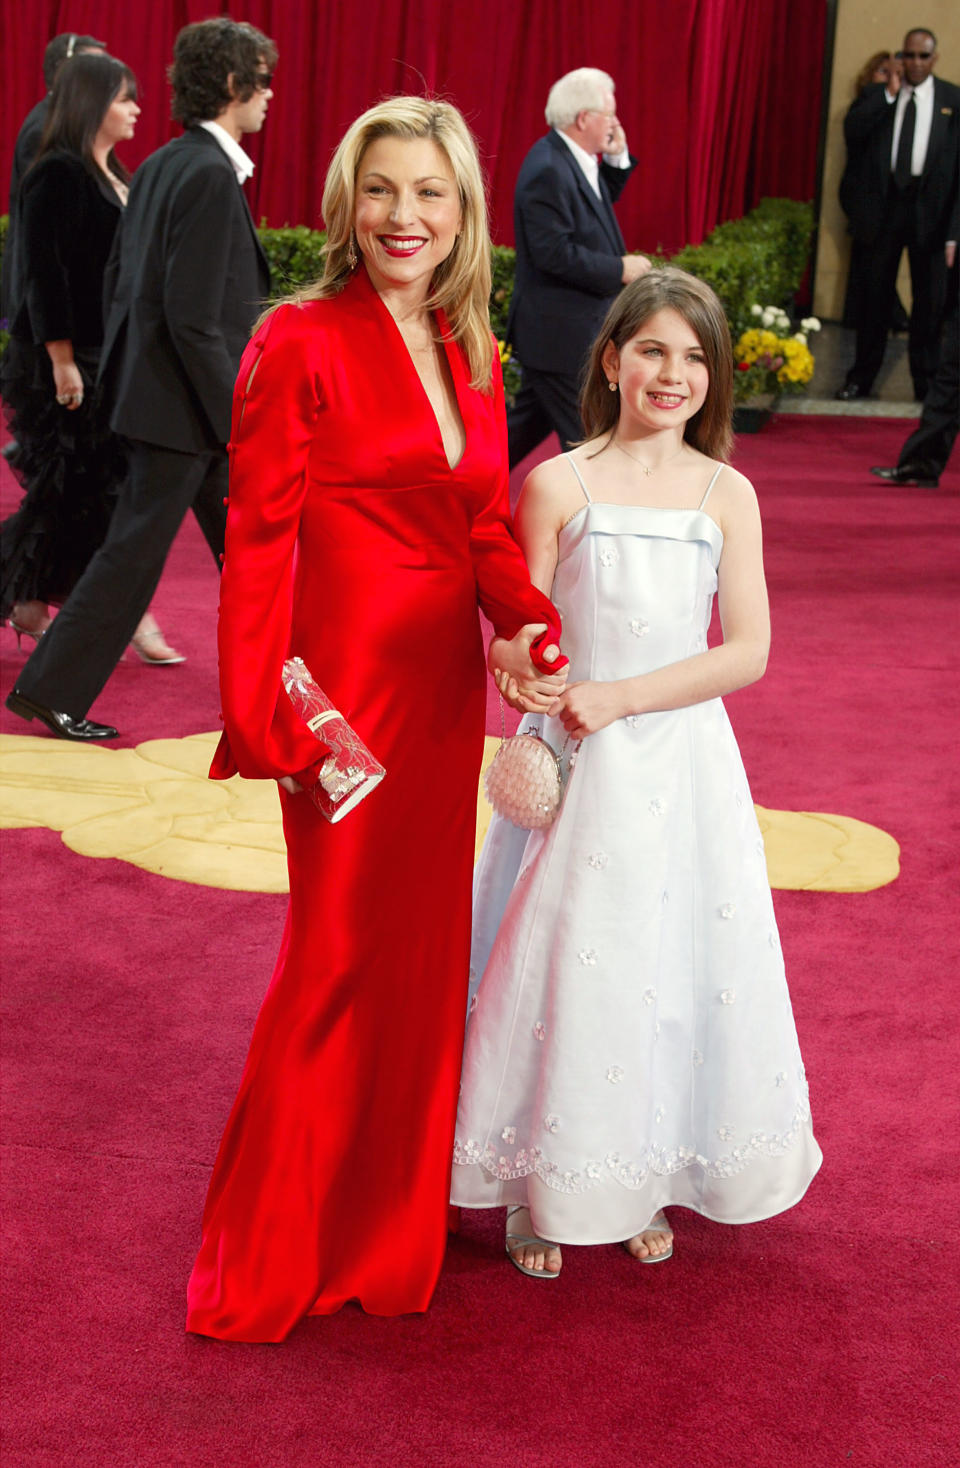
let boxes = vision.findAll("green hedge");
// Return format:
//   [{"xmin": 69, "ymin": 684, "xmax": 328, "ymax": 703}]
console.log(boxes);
[
  {"xmin": 0, "ymin": 197, "xmax": 812, "ymax": 366},
  {"xmin": 670, "ymin": 197, "xmax": 813, "ymax": 342}
]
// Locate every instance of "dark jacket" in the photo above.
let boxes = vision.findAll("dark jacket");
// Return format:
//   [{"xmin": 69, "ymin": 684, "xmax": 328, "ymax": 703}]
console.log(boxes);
[
  {"xmin": 840, "ymin": 77, "xmax": 960, "ymax": 246},
  {"xmin": 506, "ymin": 129, "xmax": 637, "ymax": 376},
  {"xmin": 99, "ymin": 127, "xmax": 271, "ymax": 454},
  {"xmin": 2, "ymin": 99, "xmax": 51, "ymax": 323},
  {"xmin": 9, "ymin": 150, "xmax": 122, "ymax": 348}
]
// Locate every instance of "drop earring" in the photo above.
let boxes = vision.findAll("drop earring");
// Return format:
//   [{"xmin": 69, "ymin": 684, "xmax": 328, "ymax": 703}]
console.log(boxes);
[{"xmin": 346, "ymin": 230, "xmax": 358, "ymax": 270}]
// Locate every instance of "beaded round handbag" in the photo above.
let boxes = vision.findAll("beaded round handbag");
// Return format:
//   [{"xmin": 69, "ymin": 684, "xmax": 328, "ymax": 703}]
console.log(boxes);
[{"xmin": 483, "ymin": 699, "xmax": 572, "ymax": 830}]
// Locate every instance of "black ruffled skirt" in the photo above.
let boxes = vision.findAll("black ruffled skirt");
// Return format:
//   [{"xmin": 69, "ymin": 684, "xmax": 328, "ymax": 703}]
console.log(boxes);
[{"xmin": 0, "ymin": 339, "xmax": 127, "ymax": 620}]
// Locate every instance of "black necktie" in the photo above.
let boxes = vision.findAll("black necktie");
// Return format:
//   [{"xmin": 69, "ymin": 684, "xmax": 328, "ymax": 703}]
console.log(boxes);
[{"xmin": 894, "ymin": 91, "xmax": 917, "ymax": 188}]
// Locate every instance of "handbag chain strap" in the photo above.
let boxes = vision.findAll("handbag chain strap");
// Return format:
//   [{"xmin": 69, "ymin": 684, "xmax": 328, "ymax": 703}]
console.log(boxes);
[{"xmin": 497, "ymin": 693, "xmax": 572, "ymax": 760}]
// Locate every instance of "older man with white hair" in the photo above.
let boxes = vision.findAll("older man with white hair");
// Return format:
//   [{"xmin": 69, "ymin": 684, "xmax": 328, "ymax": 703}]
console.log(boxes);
[{"xmin": 505, "ymin": 67, "xmax": 649, "ymax": 468}]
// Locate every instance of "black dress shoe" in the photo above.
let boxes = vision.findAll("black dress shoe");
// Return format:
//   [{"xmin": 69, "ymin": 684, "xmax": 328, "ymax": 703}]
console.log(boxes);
[
  {"xmin": 5, "ymin": 690, "xmax": 119, "ymax": 741},
  {"xmin": 835, "ymin": 382, "xmax": 872, "ymax": 401},
  {"xmin": 869, "ymin": 464, "xmax": 939, "ymax": 488}
]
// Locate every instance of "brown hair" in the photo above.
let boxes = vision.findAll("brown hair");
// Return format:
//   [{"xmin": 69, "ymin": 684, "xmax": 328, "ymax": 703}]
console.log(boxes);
[
  {"xmin": 854, "ymin": 51, "xmax": 892, "ymax": 96},
  {"xmin": 580, "ymin": 267, "xmax": 734, "ymax": 461},
  {"xmin": 271, "ymin": 96, "xmax": 494, "ymax": 391},
  {"xmin": 169, "ymin": 18, "xmax": 277, "ymax": 127},
  {"xmin": 37, "ymin": 52, "xmax": 138, "ymax": 186}
]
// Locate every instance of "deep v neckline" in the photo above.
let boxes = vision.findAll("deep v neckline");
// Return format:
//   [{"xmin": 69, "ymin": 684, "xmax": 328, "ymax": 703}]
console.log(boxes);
[{"xmin": 365, "ymin": 271, "xmax": 468, "ymax": 472}]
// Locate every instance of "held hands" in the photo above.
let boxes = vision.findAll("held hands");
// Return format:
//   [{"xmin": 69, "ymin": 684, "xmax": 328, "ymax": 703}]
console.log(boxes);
[
  {"xmin": 278, "ymin": 776, "xmax": 303, "ymax": 794},
  {"xmin": 548, "ymin": 680, "xmax": 626, "ymax": 738},
  {"xmin": 490, "ymin": 623, "xmax": 567, "ymax": 713}
]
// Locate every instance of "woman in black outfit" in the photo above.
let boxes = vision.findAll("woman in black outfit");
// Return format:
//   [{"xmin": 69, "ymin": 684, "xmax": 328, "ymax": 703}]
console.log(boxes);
[{"xmin": 1, "ymin": 51, "xmax": 181, "ymax": 663}]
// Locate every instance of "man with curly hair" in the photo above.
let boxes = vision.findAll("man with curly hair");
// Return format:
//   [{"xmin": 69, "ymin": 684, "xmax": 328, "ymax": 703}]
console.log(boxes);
[{"xmin": 6, "ymin": 19, "xmax": 277, "ymax": 741}]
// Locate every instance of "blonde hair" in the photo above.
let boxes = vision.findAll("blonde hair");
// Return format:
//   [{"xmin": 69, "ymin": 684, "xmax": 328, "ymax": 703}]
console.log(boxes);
[
  {"xmin": 278, "ymin": 96, "xmax": 494, "ymax": 391},
  {"xmin": 580, "ymin": 268, "xmax": 734, "ymax": 462}
]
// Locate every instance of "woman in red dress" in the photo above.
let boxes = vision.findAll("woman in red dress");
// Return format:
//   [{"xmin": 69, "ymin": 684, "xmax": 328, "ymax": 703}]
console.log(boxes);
[{"xmin": 185, "ymin": 97, "xmax": 566, "ymax": 1341}]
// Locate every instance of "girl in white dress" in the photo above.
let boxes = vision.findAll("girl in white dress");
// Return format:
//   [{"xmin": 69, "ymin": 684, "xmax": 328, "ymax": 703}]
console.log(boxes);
[{"xmin": 451, "ymin": 268, "xmax": 821, "ymax": 1278}]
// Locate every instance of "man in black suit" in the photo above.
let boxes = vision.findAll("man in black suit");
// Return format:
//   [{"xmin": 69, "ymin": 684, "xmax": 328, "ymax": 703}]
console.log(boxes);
[
  {"xmin": 871, "ymin": 209, "xmax": 958, "ymax": 488},
  {"xmin": 506, "ymin": 67, "xmax": 648, "ymax": 468},
  {"xmin": 7, "ymin": 18, "xmax": 276, "ymax": 741},
  {"xmin": 837, "ymin": 27, "xmax": 960, "ymax": 403}
]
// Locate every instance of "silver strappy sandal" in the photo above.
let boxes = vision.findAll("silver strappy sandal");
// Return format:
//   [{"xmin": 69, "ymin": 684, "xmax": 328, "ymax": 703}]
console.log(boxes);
[{"xmin": 505, "ymin": 1206, "xmax": 562, "ymax": 1279}]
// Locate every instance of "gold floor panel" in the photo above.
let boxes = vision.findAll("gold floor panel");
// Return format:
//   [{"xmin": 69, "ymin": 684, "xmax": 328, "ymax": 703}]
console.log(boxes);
[{"xmin": 0, "ymin": 731, "xmax": 900, "ymax": 895}]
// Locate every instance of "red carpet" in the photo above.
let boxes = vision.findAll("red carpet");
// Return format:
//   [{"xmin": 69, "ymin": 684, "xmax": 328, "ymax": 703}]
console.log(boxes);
[{"xmin": 2, "ymin": 418, "xmax": 959, "ymax": 1466}]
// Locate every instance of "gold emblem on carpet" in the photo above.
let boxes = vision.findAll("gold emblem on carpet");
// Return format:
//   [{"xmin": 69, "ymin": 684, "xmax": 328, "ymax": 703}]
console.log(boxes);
[{"xmin": 0, "ymin": 731, "xmax": 900, "ymax": 894}]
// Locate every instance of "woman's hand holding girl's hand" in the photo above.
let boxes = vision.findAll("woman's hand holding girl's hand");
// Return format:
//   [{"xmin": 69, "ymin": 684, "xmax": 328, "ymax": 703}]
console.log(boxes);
[
  {"xmin": 278, "ymin": 776, "xmax": 303, "ymax": 795},
  {"xmin": 548, "ymin": 680, "xmax": 626, "ymax": 738},
  {"xmin": 489, "ymin": 624, "xmax": 568, "ymax": 712},
  {"xmin": 494, "ymin": 664, "xmax": 568, "ymax": 713}
]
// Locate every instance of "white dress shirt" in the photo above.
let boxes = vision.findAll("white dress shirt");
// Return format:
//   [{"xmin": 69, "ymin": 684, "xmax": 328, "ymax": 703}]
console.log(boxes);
[
  {"xmin": 199, "ymin": 120, "xmax": 256, "ymax": 183},
  {"xmin": 555, "ymin": 129, "xmax": 630, "ymax": 198},
  {"xmin": 887, "ymin": 74, "xmax": 935, "ymax": 177}
]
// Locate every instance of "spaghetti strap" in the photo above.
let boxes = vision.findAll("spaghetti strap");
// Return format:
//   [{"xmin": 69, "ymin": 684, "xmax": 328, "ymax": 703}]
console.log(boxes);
[
  {"xmin": 698, "ymin": 463, "xmax": 724, "ymax": 511},
  {"xmin": 564, "ymin": 453, "xmax": 592, "ymax": 505}
]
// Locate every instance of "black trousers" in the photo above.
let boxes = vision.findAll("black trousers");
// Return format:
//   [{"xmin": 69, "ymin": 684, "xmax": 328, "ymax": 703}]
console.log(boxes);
[
  {"xmin": 506, "ymin": 364, "xmax": 586, "ymax": 470},
  {"xmin": 15, "ymin": 439, "xmax": 227, "ymax": 719},
  {"xmin": 899, "ymin": 276, "xmax": 959, "ymax": 477},
  {"xmin": 846, "ymin": 183, "xmax": 948, "ymax": 398}
]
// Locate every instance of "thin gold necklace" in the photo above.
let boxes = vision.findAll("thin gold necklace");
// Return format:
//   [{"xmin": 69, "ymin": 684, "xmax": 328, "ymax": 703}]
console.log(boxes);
[{"xmin": 611, "ymin": 436, "xmax": 685, "ymax": 477}]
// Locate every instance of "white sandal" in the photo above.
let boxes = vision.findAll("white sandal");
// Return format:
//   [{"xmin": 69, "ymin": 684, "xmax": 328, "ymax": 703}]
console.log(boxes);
[
  {"xmin": 505, "ymin": 1206, "xmax": 562, "ymax": 1279},
  {"xmin": 623, "ymin": 1209, "xmax": 674, "ymax": 1263}
]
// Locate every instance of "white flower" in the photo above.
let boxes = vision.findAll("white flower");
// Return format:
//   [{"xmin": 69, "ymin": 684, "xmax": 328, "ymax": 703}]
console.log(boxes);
[
  {"xmin": 761, "ymin": 308, "xmax": 775, "ymax": 326},
  {"xmin": 544, "ymin": 1114, "xmax": 560, "ymax": 1133},
  {"xmin": 793, "ymin": 332, "xmax": 807, "ymax": 345},
  {"xmin": 533, "ymin": 1021, "xmax": 546, "ymax": 1041},
  {"xmin": 501, "ymin": 1125, "xmax": 517, "ymax": 1143},
  {"xmin": 751, "ymin": 303, "xmax": 763, "ymax": 316},
  {"xmin": 801, "ymin": 316, "xmax": 821, "ymax": 332},
  {"xmin": 606, "ymin": 1065, "xmax": 624, "ymax": 1084}
]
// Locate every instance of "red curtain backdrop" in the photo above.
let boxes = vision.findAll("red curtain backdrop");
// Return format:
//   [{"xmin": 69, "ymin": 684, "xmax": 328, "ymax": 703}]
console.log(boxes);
[{"xmin": 1, "ymin": 0, "xmax": 826, "ymax": 258}]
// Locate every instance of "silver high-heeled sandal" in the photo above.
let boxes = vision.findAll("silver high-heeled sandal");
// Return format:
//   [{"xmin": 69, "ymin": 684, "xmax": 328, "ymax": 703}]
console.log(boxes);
[{"xmin": 129, "ymin": 629, "xmax": 186, "ymax": 665}]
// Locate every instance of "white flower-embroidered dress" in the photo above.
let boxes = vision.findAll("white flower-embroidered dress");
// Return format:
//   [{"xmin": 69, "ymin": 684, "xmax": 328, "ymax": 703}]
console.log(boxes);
[{"xmin": 451, "ymin": 458, "xmax": 822, "ymax": 1242}]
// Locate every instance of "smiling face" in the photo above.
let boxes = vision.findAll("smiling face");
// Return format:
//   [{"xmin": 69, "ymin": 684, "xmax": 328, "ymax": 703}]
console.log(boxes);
[
  {"xmin": 353, "ymin": 135, "xmax": 463, "ymax": 299},
  {"xmin": 97, "ymin": 82, "xmax": 140, "ymax": 148},
  {"xmin": 604, "ymin": 308, "xmax": 710, "ymax": 434},
  {"xmin": 902, "ymin": 30, "xmax": 937, "ymax": 87}
]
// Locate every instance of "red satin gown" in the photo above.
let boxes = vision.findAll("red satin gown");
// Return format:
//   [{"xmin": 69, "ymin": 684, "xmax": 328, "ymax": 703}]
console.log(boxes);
[{"xmin": 185, "ymin": 267, "xmax": 561, "ymax": 1341}]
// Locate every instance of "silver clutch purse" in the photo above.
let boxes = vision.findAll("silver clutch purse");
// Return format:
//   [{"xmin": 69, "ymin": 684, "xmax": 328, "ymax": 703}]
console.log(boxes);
[{"xmin": 282, "ymin": 657, "xmax": 385, "ymax": 823}]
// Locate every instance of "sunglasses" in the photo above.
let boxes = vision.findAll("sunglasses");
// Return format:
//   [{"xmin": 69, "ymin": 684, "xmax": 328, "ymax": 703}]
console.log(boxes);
[
  {"xmin": 255, "ymin": 71, "xmax": 273, "ymax": 89},
  {"xmin": 901, "ymin": 51, "xmax": 933, "ymax": 60}
]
